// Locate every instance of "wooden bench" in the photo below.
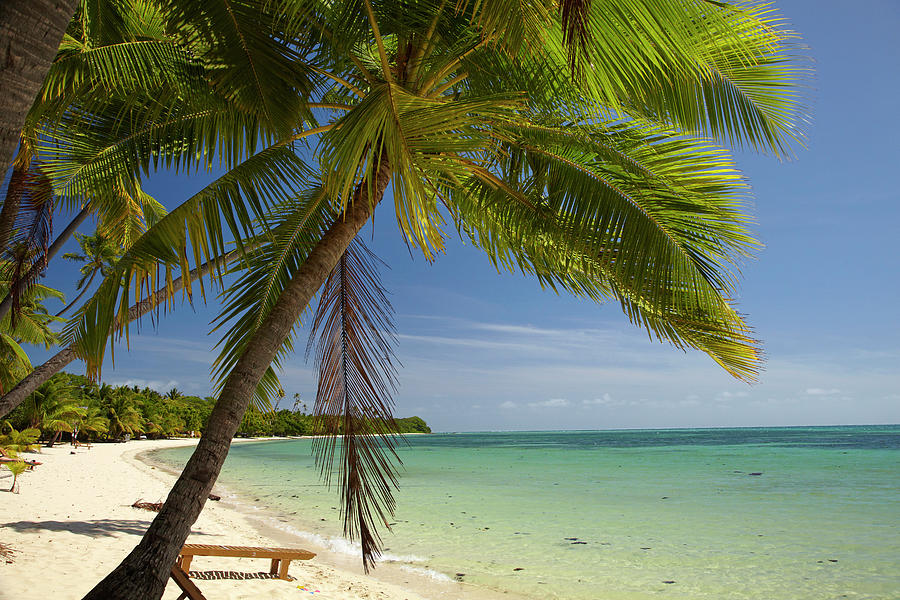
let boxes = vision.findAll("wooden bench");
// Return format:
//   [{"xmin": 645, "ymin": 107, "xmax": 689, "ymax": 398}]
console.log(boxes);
[
  {"xmin": 170, "ymin": 565, "xmax": 207, "ymax": 600},
  {"xmin": 177, "ymin": 544, "xmax": 316, "ymax": 581}
]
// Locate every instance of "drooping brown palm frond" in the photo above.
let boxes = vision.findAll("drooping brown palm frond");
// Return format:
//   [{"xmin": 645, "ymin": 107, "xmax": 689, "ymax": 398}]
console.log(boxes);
[
  {"xmin": 306, "ymin": 239, "xmax": 401, "ymax": 572},
  {"xmin": 2, "ymin": 165, "xmax": 55, "ymax": 325}
]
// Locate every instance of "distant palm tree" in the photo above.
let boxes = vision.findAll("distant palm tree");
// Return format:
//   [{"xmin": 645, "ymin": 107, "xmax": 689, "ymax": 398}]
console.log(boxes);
[
  {"xmin": 58, "ymin": 233, "xmax": 120, "ymax": 316},
  {"xmin": 99, "ymin": 385, "xmax": 143, "ymax": 440},
  {"xmin": 22, "ymin": 375, "xmax": 84, "ymax": 446}
]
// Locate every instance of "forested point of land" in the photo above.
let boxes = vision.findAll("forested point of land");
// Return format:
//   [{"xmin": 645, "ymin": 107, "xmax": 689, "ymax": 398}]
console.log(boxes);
[{"xmin": 3, "ymin": 371, "xmax": 430, "ymax": 444}]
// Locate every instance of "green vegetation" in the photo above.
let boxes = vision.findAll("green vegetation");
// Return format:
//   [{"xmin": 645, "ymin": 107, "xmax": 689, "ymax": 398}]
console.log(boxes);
[
  {"xmin": 0, "ymin": 0, "xmax": 807, "ymax": 592},
  {"xmin": 4, "ymin": 460, "xmax": 28, "ymax": 493},
  {"xmin": 4, "ymin": 372, "xmax": 430, "ymax": 442}
]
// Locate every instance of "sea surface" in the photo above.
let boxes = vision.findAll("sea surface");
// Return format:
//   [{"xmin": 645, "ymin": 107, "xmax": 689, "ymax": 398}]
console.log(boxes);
[{"xmin": 151, "ymin": 426, "xmax": 900, "ymax": 599}]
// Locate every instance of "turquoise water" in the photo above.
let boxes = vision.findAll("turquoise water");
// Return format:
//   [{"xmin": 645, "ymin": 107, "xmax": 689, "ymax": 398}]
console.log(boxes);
[{"xmin": 152, "ymin": 426, "xmax": 900, "ymax": 599}]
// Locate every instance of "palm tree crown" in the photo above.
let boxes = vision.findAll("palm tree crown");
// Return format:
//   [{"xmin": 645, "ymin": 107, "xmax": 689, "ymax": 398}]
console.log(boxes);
[{"xmin": 62, "ymin": 1, "xmax": 808, "ymax": 585}]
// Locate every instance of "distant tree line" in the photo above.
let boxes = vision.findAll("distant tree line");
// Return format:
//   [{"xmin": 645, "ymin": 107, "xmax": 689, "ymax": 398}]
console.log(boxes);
[{"xmin": 3, "ymin": 372, "xmax": 429, "ymax": 444}]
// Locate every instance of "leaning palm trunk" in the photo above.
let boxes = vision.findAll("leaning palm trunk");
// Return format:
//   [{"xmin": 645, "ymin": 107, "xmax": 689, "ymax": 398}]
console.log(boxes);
[
  {"xmin": 82, "ymin": 161, "xmax": 391, "ymax": 600},
  {"xmin": 0, "ymin": 0, "xmax": 77, "ymax": 171}
]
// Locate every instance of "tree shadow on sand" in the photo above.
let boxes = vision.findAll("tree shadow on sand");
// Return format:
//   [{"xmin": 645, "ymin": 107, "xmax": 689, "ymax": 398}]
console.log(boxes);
[{"xmin": 2, "ymin": 519, "xmax": 212, "ymax": 539}]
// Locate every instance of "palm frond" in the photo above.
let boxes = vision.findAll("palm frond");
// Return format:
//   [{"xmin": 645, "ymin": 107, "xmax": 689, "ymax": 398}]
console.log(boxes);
[
  {"xmin": 63, "ymin": 143, "xmax": 312, "ymax": 379},
  {"xmin": 306, "ymin": 240, "xmax": 401, "ymax": 571},
  {"xmin": 449, "ymin": 118, "xmax": 763, "ymax": 380},
  {"xmin": 212, "ymin": 189, "xmax": 333, "ymax": 408}
]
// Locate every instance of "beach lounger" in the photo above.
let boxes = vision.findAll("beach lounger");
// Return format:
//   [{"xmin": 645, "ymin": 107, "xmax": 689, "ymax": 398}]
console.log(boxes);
[
  {"xmin": 170, "ymin": 565, "xmax": 207, "ymax": 600},
  {"xmin": 177, "ymin": 543, "xmax": 316, "ymax": 581}
]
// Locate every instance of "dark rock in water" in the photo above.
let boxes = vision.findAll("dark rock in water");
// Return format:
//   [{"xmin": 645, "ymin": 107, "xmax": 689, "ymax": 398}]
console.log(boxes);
[
  {"xmin": 513, "ymin": 568, "xmax": 524, "ymax": 571},
  {"xmin": 748, "ymin": 472, "xmax": 763, "ymax": 476},
  {"xmin": 817, "ymin": 560, "xmax": 824, "ymax": 563},
  {"xmin": 828, "ymin": 559, "xmax": 839, "ymax": 563},
  {"xmin": 641, "ymin": 547, "xmax": 652, "ymax": 550},
  {"xmin": 733, "ymin": 470, "xmax": 743, "ymax": 473},
  {"xmin": 455, "ymin": 573, "xmax": 465, "ymax": 579},
  {"xmin": 571, "ymin": 541, "xmax": 588, "ymax": 545},
  {"xmin": 662, "ymin": 580, "xmax": 676, "ymax": 584},
  {"xmin": 208, "ymin": 494, "xmax": 221, "ymax": 501},
  {"xmin": 661, "ymin": 496, "xmax": 669, "ymax": 499},
  {"xmin": 565, "ymin": 537, "xmax": 579, "ymax": 541}
]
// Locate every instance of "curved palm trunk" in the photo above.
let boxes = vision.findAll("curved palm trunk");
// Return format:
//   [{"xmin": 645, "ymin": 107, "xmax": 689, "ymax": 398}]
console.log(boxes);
[
  {"xmin": 54, "ymin": 269, "xmax": 96, "ymax": 317},
  {"xmin": 82, "ymin": 161, "xmax": 392, "ymax": 600},
  {"xmin": 0, "ymin": 0, "xmax": 77, "ymax": 171}
]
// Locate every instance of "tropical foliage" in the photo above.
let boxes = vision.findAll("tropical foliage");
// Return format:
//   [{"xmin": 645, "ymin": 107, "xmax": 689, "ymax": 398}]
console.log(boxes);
[
  {"xmin": 0, "ymin": 266, "xmax": 63, "ymax": 394},
  {"xmin": 0, "ymin": 0, "xmax": 807, "ymax": 590},
  {"xmin": 3, "ymin": 372, "xmax": 430, "ymax": 443}
]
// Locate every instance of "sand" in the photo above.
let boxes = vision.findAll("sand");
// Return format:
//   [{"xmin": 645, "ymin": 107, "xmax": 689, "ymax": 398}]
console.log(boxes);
[{"xmin": 0, "ymin": 438, "xmax": 481, "ymax": 600}]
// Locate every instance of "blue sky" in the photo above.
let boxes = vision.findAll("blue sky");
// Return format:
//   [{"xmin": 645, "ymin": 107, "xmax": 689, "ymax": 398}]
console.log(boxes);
[{"xmin": 29, "ymin": 0, "xmax": 900, "ymax": 431}]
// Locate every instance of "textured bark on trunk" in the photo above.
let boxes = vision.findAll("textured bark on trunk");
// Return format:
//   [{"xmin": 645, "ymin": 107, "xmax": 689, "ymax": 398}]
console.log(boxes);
[
  {"xmin": 83, "ymin": 161, "xmax": 392, "ymax": 600},
  {"xmin": 0, "ymin": 246, "xmax": 247, "ymax": 419},
  {"xmin": 0, "ymin": 0, "xmax": 77, "ymax": 171},
  {"xmin": 0, "ymin": 163, "xmax": 27, "ymax": 254}
]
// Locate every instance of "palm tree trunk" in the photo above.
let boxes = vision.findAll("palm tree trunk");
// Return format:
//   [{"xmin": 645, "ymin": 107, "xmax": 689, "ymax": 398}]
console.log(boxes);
[
  {"xmin": 54, "ymin": 269, "xmax": 96, "ymax": 317},
  {"xmin": 82, "ymin": 160, "xmax": 392, "ymax": 600},
  {"xmin": 0, "ymin": 0, "xmax": 77, "ymax": 171},
  {"xmin": 0, "ymin": 246, "xmax": 248, "ymax": 419}
]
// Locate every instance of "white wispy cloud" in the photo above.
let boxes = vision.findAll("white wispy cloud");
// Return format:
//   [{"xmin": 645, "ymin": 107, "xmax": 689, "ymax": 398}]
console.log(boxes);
[
  {"xmin": 804, "ymin": 388, "xmax": 841, "ymax": 396},
  {"xmin": 528, "ymin": 398, "xmax": 570, "ymax": 408}
]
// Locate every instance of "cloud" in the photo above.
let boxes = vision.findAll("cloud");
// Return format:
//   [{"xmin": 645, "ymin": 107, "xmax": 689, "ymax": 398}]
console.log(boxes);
[
  {"xmin": 582, "ymin": 393, "xmax": 615, "ymax": 406},
  {"xmin": 499, "ymin": 401, "xmax": 518, "ymax": 409},
  {"xmin": 804, "ymin": 388, "xmax": 841, "ymax": 396},
  {"xmin": 528, "ymin": 398, "xmax": 570, "ymax": 408},
  {"xmin": 109, "ymin": 379, "xmax": 180, "ymax": 393}
]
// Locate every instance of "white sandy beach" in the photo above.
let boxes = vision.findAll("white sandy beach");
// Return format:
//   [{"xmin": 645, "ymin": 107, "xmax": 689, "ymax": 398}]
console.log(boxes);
[{"xmin": 0, "ymin": 438, "xmax": 493, "ymax": 600}]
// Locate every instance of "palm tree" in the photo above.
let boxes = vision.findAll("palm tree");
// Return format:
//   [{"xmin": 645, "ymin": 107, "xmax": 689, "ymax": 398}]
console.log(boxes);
[
  {"xmin": 79, "ymin": 1, "xmax": 807, "ymax": 598},
  {"xmin": 97, "ymin": 384, "xmax": 144, "ymax": 440},
  {"xmin": 0, "ymin": 421, "xmax": 41, "ymax": 454},
  {"xmin": 0, "ymin": 264, "xmax": 63, "ymax": 394},
  {"xmin": 20, "ymin": 375, "xmax": 84, "ymax": 446},
  {"xmin": 58, "ymin": 233, "xmax": 121, "ymax": 316}
]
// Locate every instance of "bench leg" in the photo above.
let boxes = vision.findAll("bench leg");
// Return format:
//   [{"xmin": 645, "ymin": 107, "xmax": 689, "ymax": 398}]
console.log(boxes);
[
  {"xmin": 270, "ymin": 558, "xmax": 280, "ymax": 575},
  {"xmin": 278, "ymin": 559, "xmax": 292, "ymax": 580},
  {"xmin": 181, "ymin": 556, "xmax": 193, "ymax": 573}
]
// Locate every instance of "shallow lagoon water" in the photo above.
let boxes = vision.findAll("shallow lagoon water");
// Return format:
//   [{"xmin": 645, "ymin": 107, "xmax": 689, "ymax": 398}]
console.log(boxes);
[{"xmin": 153, "ymin": 426, "xmax": 900, "ymax": 599}]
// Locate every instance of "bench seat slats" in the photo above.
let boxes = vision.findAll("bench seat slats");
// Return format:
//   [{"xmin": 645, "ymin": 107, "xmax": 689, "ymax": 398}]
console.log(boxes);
[{"xmin": 181, "ymin": 544, "xmax": 315, "ymax": 560}]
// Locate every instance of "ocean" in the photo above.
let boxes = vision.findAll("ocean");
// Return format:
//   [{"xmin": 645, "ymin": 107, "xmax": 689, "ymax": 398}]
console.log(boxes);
[{"xmin": 150, "ymin": 426, "xmax": 900, "ymax": 599}]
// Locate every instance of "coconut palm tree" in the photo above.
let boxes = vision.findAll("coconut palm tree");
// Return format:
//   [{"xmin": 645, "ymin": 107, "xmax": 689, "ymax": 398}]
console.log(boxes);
[
  {"xmin": 98, "ymin": 385, "xmax": 144, "ymax": 440},
  {"xmin": 76, "ymin": 1, "xmax": 806, "ymax": 597},
  {"xmin": 0, "ymin": 264, "xmax": 63, "ymax": 394},
  {"xmin": 58, "ymin": 233, "xmax": 121, "ymax": 316}
]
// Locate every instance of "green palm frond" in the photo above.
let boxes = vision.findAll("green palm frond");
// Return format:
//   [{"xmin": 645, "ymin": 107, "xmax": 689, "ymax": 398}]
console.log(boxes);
[
  {"xmin": 159, "ymin": 0, "xmax": 317, "ymax": 136},
  {"xmin": 449, "ymin": 119, "xmax": 762, "ymax": 380},
  {"xmin": 306, "ymin": 240, "xmax": 401, "ymax": 572},
  {"xmin": 319, "ymin": 84, "xmax": 522, "ymax": 257},
  {"xmin": 212, "ymin": 189, "xmax": 333, "ymax": 408},
  {"xmin": 63, "ymin": 143, "xmax": 313, "ymax": 379}
]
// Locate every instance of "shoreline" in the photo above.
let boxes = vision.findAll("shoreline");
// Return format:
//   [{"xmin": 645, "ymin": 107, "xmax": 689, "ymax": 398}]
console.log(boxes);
[{"xmin": 0, "ymin": 437, "xmax": 513, "ymax": 600}]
